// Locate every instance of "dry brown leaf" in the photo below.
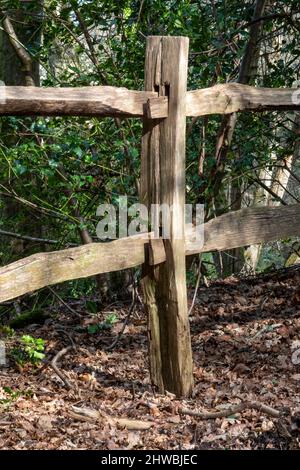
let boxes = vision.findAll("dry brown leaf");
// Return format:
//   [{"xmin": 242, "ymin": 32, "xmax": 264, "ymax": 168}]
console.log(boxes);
[
  {"xmin": 15, "ymin": 398, "xmax": 30, "ymax": 409},
  {"xmin": 235, "ymin": 296, "xmax": 248, "ymax": 306},
  {"xmin": 37, "ymin": 415, "xmax": 53, "ymax": 432},
  {"xmin": 20, "ymin": 420, "xmax": 35, "ymax": 433},
  {"xmin": 261, "ymin": 420, "xmax": 274, "ymax": 432},
  {"xmin": 107, "ymin": 440, "xmax": 119, "ymax": 450},
  {"xmin": 149, "ymin": 406, "xmax": 160, "ymax": 418},
  {"xmin": 232, "ymin": 363, "xmax": 251, "ymax": 375},
  {"xmin": 126, "ymin": 432, "xmax": 141, "ymax": 449},
  {"xmin": 291, "ymin": 374, "xmax": 300, "ymax": 383},
  {"xmin": 167, "ymin": 415, "xmax": 181, "ymax": 424},
  {"xmin": 278, "ymin": 326, "xmax": 290, "ymax": 338}
]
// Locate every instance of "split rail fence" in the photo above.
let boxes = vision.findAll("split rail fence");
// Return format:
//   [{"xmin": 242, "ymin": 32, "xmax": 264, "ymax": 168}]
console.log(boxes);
[{"xmin": 0, "ymin": 36, "xmax": 300, "ymax": 397}]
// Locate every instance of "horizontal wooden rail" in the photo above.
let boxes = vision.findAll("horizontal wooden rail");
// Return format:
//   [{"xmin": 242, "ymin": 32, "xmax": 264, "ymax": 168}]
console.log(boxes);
[
  {"xmin": 0, "ymin": 232, "xmax": 165, "ymax": 303},
  {"xmin": 1, "ymin": 203, "xmax": 299, "ymax": 302},
  {"xmin": 0, "ymin": 86, "xmax": 168, "ymax": 118},
  {"xmin": 1, "ymin": 84, "xmax": 299, "ymax": 119},
  {"xmin": 186, "ymin": 203, "xmax": 300, "ymax": 255},
  {"xmin": 186, "ymin": 83, "xmax": 300, "ymax": 117}
]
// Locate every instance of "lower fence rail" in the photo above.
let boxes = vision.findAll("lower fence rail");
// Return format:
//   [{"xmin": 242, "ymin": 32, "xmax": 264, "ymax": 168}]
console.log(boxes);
[{"xmin": 0, "ymin": 203, "xmax": 299, "ymax": 303}]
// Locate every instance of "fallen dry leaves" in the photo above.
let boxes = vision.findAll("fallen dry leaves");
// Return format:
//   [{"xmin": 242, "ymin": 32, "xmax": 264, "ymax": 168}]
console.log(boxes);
[{"xmin": 0, "ymin": 267, "xmax": 300, "ymax": 449}]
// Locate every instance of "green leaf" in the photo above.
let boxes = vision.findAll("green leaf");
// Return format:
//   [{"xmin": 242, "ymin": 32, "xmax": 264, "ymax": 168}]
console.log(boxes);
[
  {"xmin": 87, "ymin": 324, "xmax": 99, "ymax": 334},
  {"xmin": 74, "ymin": 147, "xmax": 83, "ymax": 158}
]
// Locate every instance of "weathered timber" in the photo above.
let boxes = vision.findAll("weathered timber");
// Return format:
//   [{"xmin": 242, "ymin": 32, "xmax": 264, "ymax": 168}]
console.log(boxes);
[
  {"xmin": 0, "ymin": 86, "xmax": 168, "ymax": 118},
  {"xmin": 1, "ymin": 204, "xmax": 300, "ymax": 303},
  {"xmin": 186, "ymin": 83, "xmax": 300, "ymax": 117},
  {"xmin": 140, "ymin": 36, "xmax": 164, "ymax": 392},
  {"xmin": 0, "ymin": 204, "xmax": 300, "ymax": 302},
  {"xmin": 146, "ymin": 96, "xmax": 169, "ymax": 118},
  {"xmin": 0, "ymin": 83, "xmax": 299, "ymax": 119},
  {"xmin": 186, "ymin": 203, "xmax": 300, "ymax": 255},
  {"xmin": 157, "ymin": 37, "xmax": 193, "ymax": 397},
  {"xmin": 0, "ymin": 233, "xmax": 159, "ymax": 303},
  {"xmin": 141, "ymin": 36, "xmax": 194, "ymax": 397}
]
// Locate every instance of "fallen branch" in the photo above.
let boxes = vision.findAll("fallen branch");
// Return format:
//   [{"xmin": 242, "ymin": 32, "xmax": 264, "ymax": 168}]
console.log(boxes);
[
  {"xmin": 179, "ymin": 401, "xmax": 280, "ymax": 419},
  {"xmin": 49, "ymin": 346, "xmax": 75, "ymax": 390},
  {"xmin": 69, "ymin": 406, "xmax": 153, "ymax": 430}
]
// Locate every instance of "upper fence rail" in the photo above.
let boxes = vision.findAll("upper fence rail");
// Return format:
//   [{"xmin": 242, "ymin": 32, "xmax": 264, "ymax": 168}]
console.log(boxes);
[
  {"xmin": 186, "ymin": 83, "xmax": 300, "ymax": 116},
  {"xmin": 0, "ymin": 85, "xmax": 167, "ymax": 118},
  {"xmin": 0, "ymin": 83, "xmax": 299, "ymax": 118}
]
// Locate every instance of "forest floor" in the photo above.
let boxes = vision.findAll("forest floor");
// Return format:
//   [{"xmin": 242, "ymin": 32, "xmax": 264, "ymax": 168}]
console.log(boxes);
[{"xmin": 1, "ymin": 266, "xmax": 300, "ymax": 450}]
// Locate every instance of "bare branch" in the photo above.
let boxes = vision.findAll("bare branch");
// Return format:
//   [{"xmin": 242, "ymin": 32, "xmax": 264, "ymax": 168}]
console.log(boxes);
[
  {"xmin": 0, "ymin": 10, "xmax": 35, "ymax": 86},
  {"xmin": 179, "ymin": 401, "xmax": 280, "ymax": 419}
]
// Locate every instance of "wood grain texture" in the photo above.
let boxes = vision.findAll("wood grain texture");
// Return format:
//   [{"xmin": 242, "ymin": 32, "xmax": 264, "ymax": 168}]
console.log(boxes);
[
  {"xmin": 146, "ymin": 96, "xmax": 168, "ymax": 118},
  {"xmin": 0, "ymin": 86, "xmax": 167, "ymax": 118},
  {"xmin": 140, "ymin": 36, "xmax": 164, "ymax": 393},
  {"xmin": 156, "ymin": 36, "xmax": 194, "ymax": 397},
  {"xmin": 0, "ymin": 83, "xmax": 298, "ymax": 119},
  {"xmin": 186, "ymin": 203, "xmax": 300, "ymax": 255},
  {"xmin": 1, "ymin": 204, "xmax": 300, "ymax": 303},
  {"xmin": 0, "ymin": 233, "xmax": 151, "ymax": 303},
  {"xmin": 186, "ymin": 83, "xmax": 300, "ymax": 117},
  {"xmin": 148, "ymin": 238, "xmax": 166, "ymax": 266}
]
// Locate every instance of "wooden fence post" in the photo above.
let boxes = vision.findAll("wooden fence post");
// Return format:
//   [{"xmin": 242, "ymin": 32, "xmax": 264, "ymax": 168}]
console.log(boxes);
[{"xmin": 141, "ymin": 36, "xmax": 194, "ymax": 397}]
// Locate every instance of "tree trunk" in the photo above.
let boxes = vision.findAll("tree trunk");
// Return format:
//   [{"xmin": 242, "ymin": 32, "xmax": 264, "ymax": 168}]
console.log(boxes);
[
  {"xmin": 211, "ymin": 0, "xmax": 267, "ymax": 276},
  {"xmin": 0, "ymin": 3, "xmax": 42, "ymax": 86},
  {"xmin": 0, "ymin": 2, "xmax": 42, "ymax": 262}
]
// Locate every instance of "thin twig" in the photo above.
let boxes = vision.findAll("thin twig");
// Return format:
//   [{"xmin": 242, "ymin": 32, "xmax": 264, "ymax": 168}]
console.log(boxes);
[
  {"xmin": 251, "ymin": 173, "xmax": 287, "ymax": 205},
  {"xmin": 49, "ymin": 346, "xmax": 75, "ymax": 390},
  {"xmin": 54, "ymin": 327, "xmax": 76, "ymax": 349},
  {"xmin": 0, "ymin": 190, "xmax": 77, "ymax": 223},
  {"xmin": 47, "ymin": 286, "xmax": 82, "ymax": 318},
  {"xmin": 0, "ymin": 228, "xmax": 77, "ymax": 246},
  {"xmin": 188, "ymin": 256, "xmax": 202, "ymax": 315}
]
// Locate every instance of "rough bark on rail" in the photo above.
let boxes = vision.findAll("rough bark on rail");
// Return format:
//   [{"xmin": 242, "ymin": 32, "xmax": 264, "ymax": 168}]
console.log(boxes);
[
  {"xmin": 0, "ymin": 233, "xmax": 163, "ymax": 303},
  {"xmin": 0, "ymin": 86, "xmax": 168, "ymax": 118},
  {"xmin": 186, "ymin": 83, "xmax": 300, "ymax": 116},
  {"xmin": 1, "ymin": 204, "xmax": 299, "ymax": 303},
  {"xmin": 186, "ymin": 203, "xmax": 300, "ymax": 255}
]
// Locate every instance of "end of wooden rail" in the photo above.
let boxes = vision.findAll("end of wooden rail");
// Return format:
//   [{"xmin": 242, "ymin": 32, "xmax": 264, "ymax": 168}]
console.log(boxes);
[
  {"xmin": 0, "ymin": 86, "xmax": 169, "ymax": 119},
  {"xmin": 148, "ymin": 238, "xmax": 166, "ymax": 265},
  {"xmin": 146, "ymin": 97, "xmax": 169, "ymax": 119}
]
